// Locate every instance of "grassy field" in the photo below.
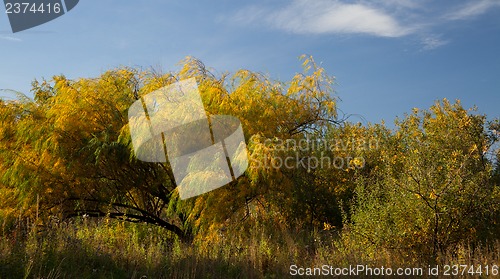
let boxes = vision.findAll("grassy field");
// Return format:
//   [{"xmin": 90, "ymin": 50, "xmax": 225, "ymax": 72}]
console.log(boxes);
[{"xmin": 1, "ymin": 217, "xmax": 498, "ymax": 278}]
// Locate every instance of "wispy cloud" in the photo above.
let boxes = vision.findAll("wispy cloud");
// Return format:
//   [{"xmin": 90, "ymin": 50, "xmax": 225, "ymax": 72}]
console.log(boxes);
[
  {"xmin": 230, "ymin": 5, "xmax": 269, "ymax": 25},
  {"xmin": 0, "ymin": 35, "xmax": 22, "ymax": 42},
  {"xmin": 362, "ymin": 0, "xmax": 422, "ymax": 10},
  {"xmin": 420, "ymin": 35, "xmax": 449, "ymax": 50},
  {"xmin": 227, "ymin": 0, "xmax": 500, "ymax": 50},
  {"xmin": 270, "ymin": 0, "xmax": 412, "ymax": 37},
  {"xmin": 445, "ymin": 0, "xmax": 500, "ymax": 20},
  {"xmin": 231, "ymin": 0, "xmax": 413, "ymax": 38}
]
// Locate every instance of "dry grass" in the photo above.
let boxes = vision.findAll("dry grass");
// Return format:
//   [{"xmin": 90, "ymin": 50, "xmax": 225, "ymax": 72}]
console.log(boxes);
[{"xmin": 0, "ymin": 218, "xmax": 498, "ymax": 278}]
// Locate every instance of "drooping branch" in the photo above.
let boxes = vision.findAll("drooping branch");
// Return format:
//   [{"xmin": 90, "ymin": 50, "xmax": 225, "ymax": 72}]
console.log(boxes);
[{"xmin": 61, "ymin": 197, "xmax": 188, "ymax": 240}]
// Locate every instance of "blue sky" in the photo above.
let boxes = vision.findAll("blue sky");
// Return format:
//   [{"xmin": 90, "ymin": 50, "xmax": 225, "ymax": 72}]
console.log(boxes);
[{"xmin": 1, "ymin": 0, "xmax": 499, "ymax": 125}]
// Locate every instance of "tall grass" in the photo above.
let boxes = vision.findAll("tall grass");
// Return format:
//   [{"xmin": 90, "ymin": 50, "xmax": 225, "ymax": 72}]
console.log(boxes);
[{"xmin": 0, "ymin": 217, "xmax": 498, "ymax": 278}]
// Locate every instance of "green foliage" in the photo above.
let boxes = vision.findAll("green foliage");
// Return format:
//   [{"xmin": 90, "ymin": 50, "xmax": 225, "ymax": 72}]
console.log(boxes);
[
  {"xmin": 348, "ymin": 99, "xmax": 500, "ymax": 260},
  {"xmin": 0, "ymin": 57, "xmax": 499, "ymax": 270}
]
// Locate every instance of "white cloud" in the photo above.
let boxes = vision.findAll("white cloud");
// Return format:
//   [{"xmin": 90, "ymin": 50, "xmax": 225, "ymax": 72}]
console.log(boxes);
[
  {"xmin": 269, "ymin": 0, "xmax": 412, "ymax": 37},
  {"xmin": 421, "ymin": 35, "xmax": 449, "ymax": 50},
  {"xmin": 364, "ymin": 0, "xmax": 422, "ymax": 10},
  {"xmin": 0, "ymin": 35, "xmax": 22, "ymax": 42},
  {"xmin": 229, "ymin": 0, "xmax": 414, "ymax": 37},
  {"xmin": 445, "ymin": 0, "xmax": 500, "ymax": 20},
  {"xmin": 226, "ymin": 0, "xmax": 500, "ymax": 50},
  {"xmin": 230, "ymin": 5, "xmax": 269, "ymax": 25}
]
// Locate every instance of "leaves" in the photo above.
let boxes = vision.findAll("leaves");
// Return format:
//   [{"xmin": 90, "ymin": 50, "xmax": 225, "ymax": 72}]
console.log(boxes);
[
  {"xmin": 0, "ymin": 57, "xmax": 498, "ymax": 254},
  {"xmin": 349, "ymin": 99, "xmax": 499, "ymax": 259}
]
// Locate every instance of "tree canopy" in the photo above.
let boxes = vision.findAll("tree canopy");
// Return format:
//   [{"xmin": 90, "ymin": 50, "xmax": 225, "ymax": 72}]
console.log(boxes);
[{"xmin": 0, "ymin": 57, "xmax": 498, "ymax": 257}]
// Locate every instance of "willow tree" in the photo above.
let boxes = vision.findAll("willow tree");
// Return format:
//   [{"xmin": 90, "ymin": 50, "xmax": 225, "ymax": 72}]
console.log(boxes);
[{"xmin": 0, "ymin": 56, "xmax": 339, "ymax": 240}]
